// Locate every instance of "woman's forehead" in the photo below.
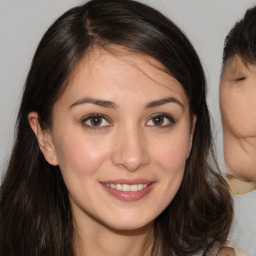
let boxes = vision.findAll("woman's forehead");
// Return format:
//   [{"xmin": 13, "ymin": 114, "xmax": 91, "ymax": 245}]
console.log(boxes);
[{"xmin": 66, "ymin": 47, "xmax": 187, "ymax": 100}]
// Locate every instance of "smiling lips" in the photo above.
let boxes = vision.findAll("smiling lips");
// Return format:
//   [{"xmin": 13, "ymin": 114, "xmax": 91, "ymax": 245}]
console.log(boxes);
[
  {"xmin": 101, "ymin": 180, "xmax": 155, "ymax": 202},
  {"xmin": 105, "ymin": 183, "xmax": 148, "ymax": 191}
]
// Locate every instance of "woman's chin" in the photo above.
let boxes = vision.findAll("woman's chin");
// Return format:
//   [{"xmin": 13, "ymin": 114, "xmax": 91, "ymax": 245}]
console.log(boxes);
[{"xmin": 100, "ymin": 218, "xmax": 154, "ymax": 234}]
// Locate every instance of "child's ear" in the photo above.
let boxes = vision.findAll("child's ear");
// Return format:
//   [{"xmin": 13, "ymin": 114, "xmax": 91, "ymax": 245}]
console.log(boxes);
[
  {"xmin": 28, "ymin": 112, "xmax": 58, "ymax": 166},
  {"xmin": 187, "ymin": 114, "xmax": 197, "ymax": 159}
]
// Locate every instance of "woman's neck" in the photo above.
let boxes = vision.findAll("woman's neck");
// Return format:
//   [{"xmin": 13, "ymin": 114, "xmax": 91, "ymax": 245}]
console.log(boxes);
[{"xmin": 73, "ymin": 213, "xmax": 154, "ymax": 256}]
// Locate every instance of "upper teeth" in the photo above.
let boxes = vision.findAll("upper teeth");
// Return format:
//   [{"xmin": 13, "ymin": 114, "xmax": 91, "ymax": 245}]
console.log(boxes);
[{"xmin": 105, "ymin": 183, "xmax": 148, "ymax": 192}]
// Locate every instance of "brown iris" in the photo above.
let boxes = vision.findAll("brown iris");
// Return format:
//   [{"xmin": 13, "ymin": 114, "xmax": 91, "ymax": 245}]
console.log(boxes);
[
  {"xmin": 89, "ymin": 116, "xmax": 103, "ymax": 126},
  {"xmin": 152, "ymin": 116, "xmax": 164, "ymax": 126}
]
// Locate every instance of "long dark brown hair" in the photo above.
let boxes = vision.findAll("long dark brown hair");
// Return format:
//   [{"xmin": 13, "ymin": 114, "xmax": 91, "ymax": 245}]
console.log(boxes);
[{"xmin": 0, "ymin": 0, "xmax": 233, "ymax": 255}]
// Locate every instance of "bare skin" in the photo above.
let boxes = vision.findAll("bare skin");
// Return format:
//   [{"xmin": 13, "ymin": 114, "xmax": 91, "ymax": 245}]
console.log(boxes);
[
  {"xmin": 217, "ymin": 247, "xmax": 236, "ymax": 256},
  {"xmin": 220, "ymin": 55, "xmax": 256, "ymax": 181},
  {"xmin": 73, "ymin": 216, "xmax": 154, "ymax": 256},
  {"xmin": 29, "ymin": 47, "xmax": 195, "ymax": 256}
]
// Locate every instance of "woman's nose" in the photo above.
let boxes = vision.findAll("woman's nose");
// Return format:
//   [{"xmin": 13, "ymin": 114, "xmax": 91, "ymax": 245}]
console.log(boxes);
[{"xmin": 111, "ymin": 126, "xmax": 150, "ymax": 172}]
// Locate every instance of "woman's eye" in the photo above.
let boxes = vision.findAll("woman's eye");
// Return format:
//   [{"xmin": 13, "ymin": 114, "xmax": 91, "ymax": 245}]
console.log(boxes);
[
  {"xmin": 82, "ymin": 114, "xmax": 110, "ymax": 128},
  {"xmin": 146, "ymin": 114, "xmax": 175, "ymax": 127}
]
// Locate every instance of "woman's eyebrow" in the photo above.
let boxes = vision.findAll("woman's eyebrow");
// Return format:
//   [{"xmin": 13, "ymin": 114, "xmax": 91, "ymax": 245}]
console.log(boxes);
[
  {"xmin": 145, "ymin": 97, "xmax": 184, "ymax": 109},
  {"xmin": 69, "ymin": 97, "xmax": 183, "ymax": 109},
  {"xmin": 69, "ymin": 97, "xmax": 117, "ymax": 109}
]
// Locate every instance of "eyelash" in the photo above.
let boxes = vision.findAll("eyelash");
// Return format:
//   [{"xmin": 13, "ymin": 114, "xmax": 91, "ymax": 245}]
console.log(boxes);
[
  {"xmin": 82, "ymin": 114, "xmax": 111, "ymax": 129},
  {"xmin": 146, "ymin": 113, "xmax": 176, "ymax": 128},
  {"xmin": 81, "ymin": 113, "xmax": 176, "ymax": 129},
  {"xmin": 235, "ymin": 76, "xmax": 246, "ymax": 81}
]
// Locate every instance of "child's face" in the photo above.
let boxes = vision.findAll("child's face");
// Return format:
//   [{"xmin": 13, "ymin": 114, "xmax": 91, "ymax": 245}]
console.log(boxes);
[{"xmin": 220, "ymin": 54, "xmax": 256, "ymax": 180}]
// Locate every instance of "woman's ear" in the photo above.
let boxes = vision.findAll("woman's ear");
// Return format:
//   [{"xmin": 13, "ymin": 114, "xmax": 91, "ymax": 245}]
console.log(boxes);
[
  {"xmin": 187, "ymin": 114, "xmax": 197, "ymax": 158},
  {"xmin": 28, "ymin": 112, "xmax": 58, "ymax": 166}
]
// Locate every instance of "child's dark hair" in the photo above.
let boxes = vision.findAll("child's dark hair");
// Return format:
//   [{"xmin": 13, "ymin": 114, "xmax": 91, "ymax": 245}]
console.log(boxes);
[{"xmin": 223, "ymin": 6, "xmax": 256, "ymax": 63}]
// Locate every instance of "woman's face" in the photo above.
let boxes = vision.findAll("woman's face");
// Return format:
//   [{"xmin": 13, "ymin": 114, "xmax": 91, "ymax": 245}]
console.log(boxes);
[{"xmin": 41, "ymin": 48, "xmax": 195, "ymax": 231}]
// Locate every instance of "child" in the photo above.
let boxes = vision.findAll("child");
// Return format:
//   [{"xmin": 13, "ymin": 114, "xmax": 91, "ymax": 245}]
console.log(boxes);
[
  {"xmin": 220, "ymin": 6, "xmax": 256, "ymax": 255},
  {"xmin": 221, "ymin": 6, "xmax": 256, "ymax": 190}
]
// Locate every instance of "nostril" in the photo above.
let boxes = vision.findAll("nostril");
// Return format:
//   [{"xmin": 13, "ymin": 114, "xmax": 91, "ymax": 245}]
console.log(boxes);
[{"xmin": 112, "ymin": 147, "xmax": 150, "ymax": 172}]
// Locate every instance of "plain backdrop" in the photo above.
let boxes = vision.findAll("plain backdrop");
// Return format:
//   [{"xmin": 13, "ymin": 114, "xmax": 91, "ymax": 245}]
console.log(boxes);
[{"xmin": 0, "ymin": 0, "xmax": 255, "ymax": 175}]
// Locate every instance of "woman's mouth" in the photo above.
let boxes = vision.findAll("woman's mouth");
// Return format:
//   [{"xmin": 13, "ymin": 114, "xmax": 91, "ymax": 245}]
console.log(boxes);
[
  {"xmin": 104, "ymin": 183, "xmax": 148, "ymax": 191},
  {"xmin": 100, "ymin": 180, "xmax": 155, "ymax": 201}
]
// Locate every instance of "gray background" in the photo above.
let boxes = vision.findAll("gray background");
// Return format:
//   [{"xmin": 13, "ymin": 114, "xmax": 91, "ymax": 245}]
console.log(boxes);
[{"xmin": 1, "ymin": 0, "xmax": 255, "ymax": 176}]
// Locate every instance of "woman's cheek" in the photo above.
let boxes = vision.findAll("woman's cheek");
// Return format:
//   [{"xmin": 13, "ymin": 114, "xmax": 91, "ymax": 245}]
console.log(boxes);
[
  {"xmin": 54, "ymin": 132, "xmax": 111, "ymax": 175},
  {"xmin": 153, "ymin": 132, "xmax": 190, "ymax": 163}
]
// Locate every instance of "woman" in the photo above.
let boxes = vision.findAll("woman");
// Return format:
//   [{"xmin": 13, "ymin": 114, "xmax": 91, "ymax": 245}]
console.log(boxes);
[{"xmin": 0, "ymin": 0, "xmax": 233, "ymax": 255}]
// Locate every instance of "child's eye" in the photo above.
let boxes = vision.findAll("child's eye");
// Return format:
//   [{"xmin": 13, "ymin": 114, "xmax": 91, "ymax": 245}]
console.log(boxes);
[
  {"xmin": 235, "ymin": 76, "xmax": 246, "ymax": 82},
  {"xmin": 146, "ymin": 113, "xmax": 175, "ymax": 127},
  {"xmin": 82, "ymin": 114, "xmax": 111, "ymax": 128}
]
